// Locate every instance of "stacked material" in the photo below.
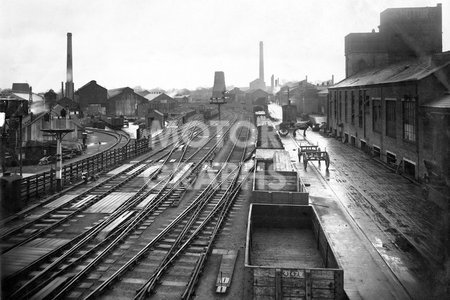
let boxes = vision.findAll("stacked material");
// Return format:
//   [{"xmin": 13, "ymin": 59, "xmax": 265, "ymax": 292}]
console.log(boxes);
[{"xmin": 273, "ymin": 150, "xmax": 295, "ymax": 172}]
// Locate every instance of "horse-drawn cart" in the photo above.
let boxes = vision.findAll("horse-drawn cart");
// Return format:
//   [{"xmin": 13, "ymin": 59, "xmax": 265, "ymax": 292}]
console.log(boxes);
[{"xmin": 277, "ymin": 120, "xmax": 313, "ymax": 137}]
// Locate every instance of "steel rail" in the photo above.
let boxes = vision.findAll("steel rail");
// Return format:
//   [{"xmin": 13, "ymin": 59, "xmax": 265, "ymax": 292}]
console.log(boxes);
[
  {"xmin": 0, "ymin": 121, "xmax": 193, "ymax": 229},
  {"xmin": 38, "ymin": 118, "xmax": 237, "ymax": 299},
  {"xmin": 133, "ymin": 121, "xmax": 251, "ymax": 299},
  {"xmin": 7, "ymin": 162, "xmax": 176, "ymax": 298},
  {"xmin": 0, "ymin": 119, "xmax": 200, "ymax": 242},
  {"xmin": 81, "ymin": 162, "xmax": 241, "ymax": 300},
  {"xmin": 181, "ymin": 169, "xmax": 253, "ymax": 299},
  {"xmin": 140, "ymin": 164, "xmax": 253, "ymax": 300},
  {"xmin": 177, "ymin": 123, "xmax": 253, "ymax": 299},
  {"xmin": 6, "ymin": 117, "xmax": 237, "ymax": 299},
  {"xmin": 2, "ymin": 122, "xmax": 202, "ymax": 289},
  {"xmin": 6, "ymin": 122, "xmax": 208, "ymax": 297}
]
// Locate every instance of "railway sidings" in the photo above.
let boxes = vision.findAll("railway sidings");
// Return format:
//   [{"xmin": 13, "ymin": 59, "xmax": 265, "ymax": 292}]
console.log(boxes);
[{"xmin": 0, "ymin": 111, "xmax": 258, "ymax": 299}]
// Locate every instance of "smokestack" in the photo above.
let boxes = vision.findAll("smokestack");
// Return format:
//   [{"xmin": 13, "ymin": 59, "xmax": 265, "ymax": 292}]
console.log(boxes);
[
  {"xmin": 271, "ymin": 74, "xmax": 274, "ymax": 91},
  {"xmin": 61, "ymin": 81, "xmax": 64, "ymax": 99},
  {"xmin": 65, "ymin": 32, "xmax": 74, "ymax": 100},
  {"xmin": 29, "ymin": 86, "xmax": 33, "ymax": 113},
  {"xmin": 259, "ymin": 41, "xmax": 264, "ymax": 81},
  {"xmin": 332, "ymin": 75, "xmax": 334, "ymax": 85}
]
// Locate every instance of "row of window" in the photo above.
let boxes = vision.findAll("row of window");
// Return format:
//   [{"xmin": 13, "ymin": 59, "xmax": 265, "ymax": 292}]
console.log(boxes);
[
  {"xmin": 338, "ymin": 134, "xmax": 417, "ymax": 178},
  {"xmin": 329, "ymin": 91, "xmax": 417, "ymax": 143}
]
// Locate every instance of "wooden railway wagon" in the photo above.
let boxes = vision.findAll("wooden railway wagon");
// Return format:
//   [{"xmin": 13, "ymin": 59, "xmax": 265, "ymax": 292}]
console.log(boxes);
[
  {"xmin": 256, "ymin": 124, "xmax": 283, "ymax": 149},
  {"xmin": 107, "ymin": 116, "xmax": 124, "ymax": 129},
  {"xmin": 202, "ymin": 107, "xmax": 219, "ymax": 120},
  {"xmin": 182, "ymin": 109, "xmax": 196, "ymax": 122},
  {"xmin": 245, "ymin": 204, "xmax": 345, "ymax": 299},
  {"xmin": 252, "ymin": 149, "xmax": 309, "ymax": 205}
]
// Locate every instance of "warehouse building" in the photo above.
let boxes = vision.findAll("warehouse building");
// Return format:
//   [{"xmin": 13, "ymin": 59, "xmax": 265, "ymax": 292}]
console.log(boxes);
[{"xmin": 328, "ymin": 4, "xmax": 450, "ymax": 183}]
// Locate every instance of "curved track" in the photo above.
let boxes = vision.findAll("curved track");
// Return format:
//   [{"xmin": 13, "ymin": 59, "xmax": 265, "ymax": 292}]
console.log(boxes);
[{"xmin": 1, "ymin": 113, "xmax": 255, "ymax": 300}]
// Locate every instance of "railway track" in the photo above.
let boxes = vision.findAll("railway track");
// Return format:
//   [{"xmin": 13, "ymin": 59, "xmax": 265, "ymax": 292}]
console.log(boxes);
[
  {"xmin": 1, "ymin": 115, "xmax": 249, "ymax": 299},
  {"xmin": 0, "ymin": 118, "xmax": 210, "ymax": 233},
  {"xmin": 0, "ymin": 125, "xmax": 194, "ymax": 252},
  {"xmin": 287, "ymin": 132, "xmax": 418, "ymax": 298}
]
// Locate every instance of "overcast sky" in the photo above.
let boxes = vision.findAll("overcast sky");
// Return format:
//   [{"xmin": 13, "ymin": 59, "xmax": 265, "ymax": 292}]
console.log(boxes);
[{"xmin": 1, "ymin": 0, "xmax": 448, "ymax": 93}]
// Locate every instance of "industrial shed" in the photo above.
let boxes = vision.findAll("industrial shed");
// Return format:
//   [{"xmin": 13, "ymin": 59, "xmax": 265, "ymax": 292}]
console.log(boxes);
[{"xmin": 107, "ymin": 87, "xmax": 148, "ymax": 117}]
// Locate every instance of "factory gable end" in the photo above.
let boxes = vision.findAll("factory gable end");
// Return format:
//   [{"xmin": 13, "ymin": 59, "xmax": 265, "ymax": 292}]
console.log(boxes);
[
  {"xmin": 107, "ymin": 87, "xmax": 148, "ymax": 117},
  {"xmin": 76, "ymin": 80, "xmax": 108, "ymax": 108}
]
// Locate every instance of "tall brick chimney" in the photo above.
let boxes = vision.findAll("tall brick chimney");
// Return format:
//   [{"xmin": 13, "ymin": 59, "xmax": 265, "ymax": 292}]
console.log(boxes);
[
  {"xmin": 65, "ymin": 32, "xmax": 74, "ymax": 100},
  {"xmin": 259, "ymin": 41, "xmax": 264, "ymax": 82}
]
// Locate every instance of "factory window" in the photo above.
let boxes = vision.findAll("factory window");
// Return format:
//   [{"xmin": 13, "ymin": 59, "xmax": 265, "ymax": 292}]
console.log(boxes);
[
  {"xmin": 360, "ymin": 139, "xmax": 367, "ymax": 152},
  {"xmin": 373, "ymin": 145, "xmax": 381, "ymax": 159},
  {"xmin": 345, "ymin": 91, "xmax": 348, "ymax": 123},
  {"xmin": 358, "ymin": 91, "xmax": 363, "ymax": 128},
  {"xmin": 386, "ymin": 100, "xmax": 396, "ymax": 138},
  {"xmin": 372, "ymin": 99, "xmax": 381, "ymax": 133},
  {"xmin": 351, "ymin": 91, "xmax": 355, "ymax": 125},
  {"xmin": 386, "ymin": 151, "xmax": 397, "ymax": 166},
  {"xmin": 403, "ymin": 159, "xmax": 416, "ymax": 178},
  {"xmin": 330, "ymin": 100, "xmax": 333, "ymax": 120},
  {"xmin": 402, "ymin": 97, "xmax": 416, "ymax": 143}
]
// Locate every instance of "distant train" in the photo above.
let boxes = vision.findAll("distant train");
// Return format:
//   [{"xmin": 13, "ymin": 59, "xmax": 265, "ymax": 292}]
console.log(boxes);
[{"xmin": 108, "ymin": 117, "xmax": 124, "ymax": 129}]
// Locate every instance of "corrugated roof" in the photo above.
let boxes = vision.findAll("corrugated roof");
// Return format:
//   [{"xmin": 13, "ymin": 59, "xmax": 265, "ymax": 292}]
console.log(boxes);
[
  {"xmin": 12, "ymin": 92, "xmax": 43, "ymax": 102},
  {"xmin": 137, "ymin": 90, "xmax": 150, "ymax": 97},
  {"xmin": 107, "ymin": 87, "xmax": 128, "ymax": 98},
  {"xmin": 57, "ymin": 97, "xmax": 80, "ymax": 110},
  {"xmin": 12, "ymin": 83, "xmax": 30, "ymax": 93},
  {"xmin": 151, "ymin": 93, "xmax": 173, "ymax": 102},
  {"xmin": 422, "ymin": 92, "xmax": 450, "ymax": 109},
  {"xmin": 77, "ymin": 80, "xmax": 106, "ymax": 92},
  {"xmin": 144, "ymin": 92, "xmax": 163, "ymax": 101},
  {"xmin": 332, "ymin": 58, "xmax": 450, "ymax": 89},
  {"xmin": 246, "ymin": 89, "xmax": 269, "ymax": 96}
]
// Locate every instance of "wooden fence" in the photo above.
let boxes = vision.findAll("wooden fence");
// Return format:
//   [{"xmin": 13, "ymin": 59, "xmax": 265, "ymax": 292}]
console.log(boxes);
[{"xmin": 20, "ymin": 138, "xmax": 151, "ymax": 202}]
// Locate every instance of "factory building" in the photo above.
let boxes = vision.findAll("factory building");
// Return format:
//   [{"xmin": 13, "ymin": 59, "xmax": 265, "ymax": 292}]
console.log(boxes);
[
  {"xmin": 328, "ymin": 4, "xmax": 450, "ymax": 183},
  {"xmin": 245, "ymin": 89, "xmax": 269, "ymax": 112},
  {"xmin": 44, "ymin": 89, "xmax": 58, "ymax": 108},
  {"xmin": 345, "ymin": 4, "xmax": 442, "ymax": 77},
  {"xmin": 75, "ymin": 80, "xmax": 108, "ymax": 116},
  {"xmin": 147, "ymin": 93, "xmax": 177, "ymax": 113},
  {"xmin": 106, "ymin": 87, "xmax": 148, "ymax": 117},
  {"xmin": 275, "ymin": 78, "xmax": 333, "ymax": 117}
]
